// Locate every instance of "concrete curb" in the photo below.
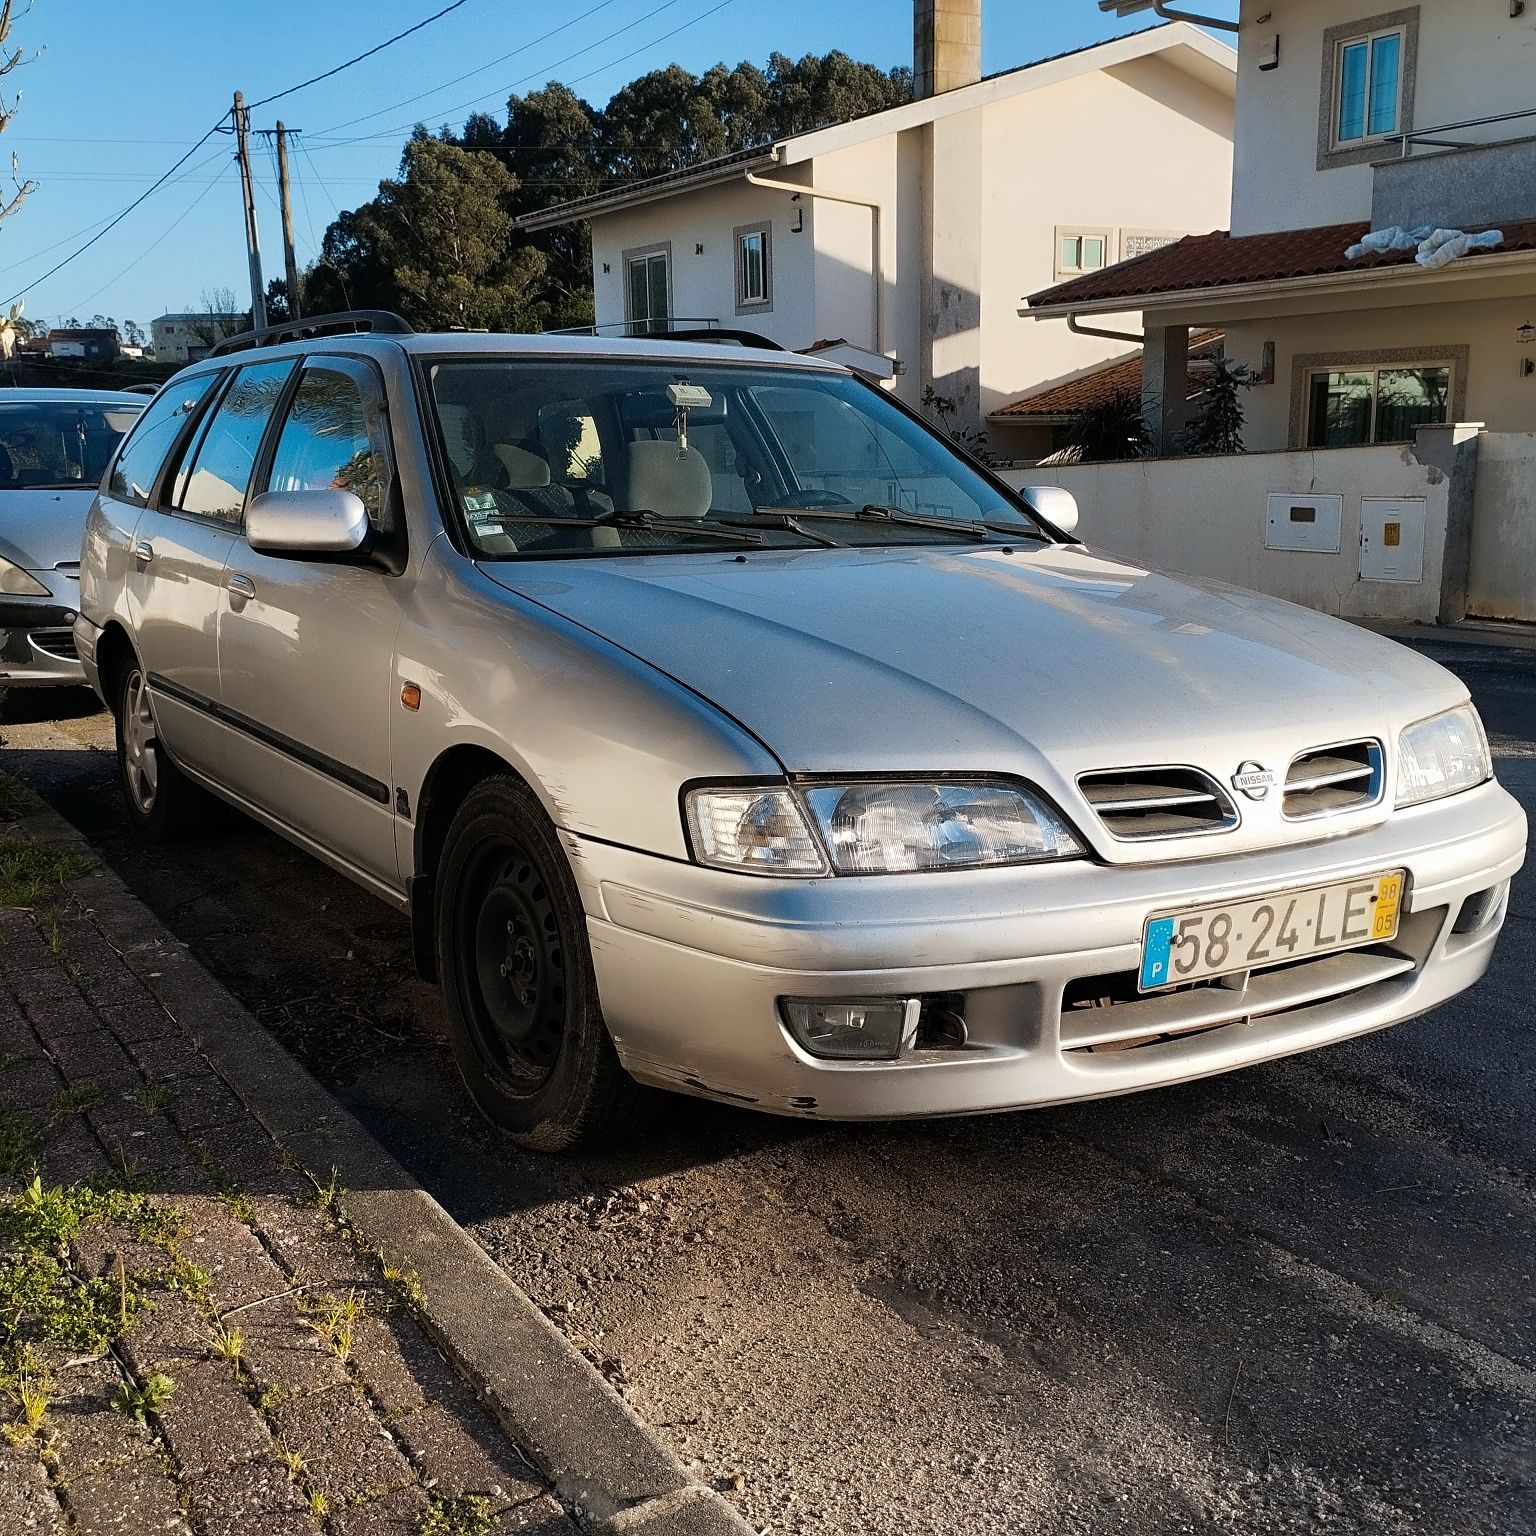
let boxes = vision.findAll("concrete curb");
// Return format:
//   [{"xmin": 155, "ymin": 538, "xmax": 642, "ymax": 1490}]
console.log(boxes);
[{"xmin": 17, "ymin": 802, "xmax": 755, "ymax": 1536}]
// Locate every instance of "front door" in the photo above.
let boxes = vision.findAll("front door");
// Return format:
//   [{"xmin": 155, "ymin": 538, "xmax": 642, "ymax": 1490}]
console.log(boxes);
[
  {"xmin": 130, "ymin": 360, "xmax": 295, "ymax": 778},
  {"xmin": 216, "ymin": 356, "xmax": 403, "ymax": 890}
]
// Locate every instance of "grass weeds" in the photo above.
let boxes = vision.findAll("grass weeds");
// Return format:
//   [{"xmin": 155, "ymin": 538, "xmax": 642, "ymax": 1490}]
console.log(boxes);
[{"xmin": 0, "ymin": 841, "xmax": 90, "ymax": 909}]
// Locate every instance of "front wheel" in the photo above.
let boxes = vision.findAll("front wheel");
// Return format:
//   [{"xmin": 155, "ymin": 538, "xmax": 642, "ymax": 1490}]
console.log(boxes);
[
  {"xmin": 114, "ymin": 661, "xmax": 208, "ymax": 841},
  {"xmin": 434, "ymin": 775, "xmax": 653, "ymax": 1151}
]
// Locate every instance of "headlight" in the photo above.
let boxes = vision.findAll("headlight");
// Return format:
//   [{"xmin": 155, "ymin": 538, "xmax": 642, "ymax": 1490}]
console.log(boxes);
[
  {"xmin": 1396, "ymin": 704, "xmax": 1491, "ymax": 807},
  {"xmin": 685, "ymin": 780, "xmax": 1082, "ymax": 875},
  {"xmin": 0, "ymin": 557, "xmax": 49, "ymax": 597},
  {"xmin": 802, "ymin": 781, "xmax": 1082, "ymax": 873}
]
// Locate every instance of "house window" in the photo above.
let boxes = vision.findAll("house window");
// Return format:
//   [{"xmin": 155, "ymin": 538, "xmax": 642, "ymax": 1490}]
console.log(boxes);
[
  {"xmin": 1318, "ymin": 9, "xmax": 1418, "ymax": 169},
  {"xmin": 1305, "ymin": 361, "xmax": 1451, "ymax": 447},
  {"xmin": 735, "ymin": 223, "xmax": 771, "ymax": 313},
  {"xmin": 1055, "ymin": 229, "xmax": 1111, "ymax": 280},
  {"xmin": 1334, "ymin": 25, "xmax": 1404, "ymax": 144},
  {"xmin": 624, "ymin": 246, "xmax": 670, "ymax": 334}
]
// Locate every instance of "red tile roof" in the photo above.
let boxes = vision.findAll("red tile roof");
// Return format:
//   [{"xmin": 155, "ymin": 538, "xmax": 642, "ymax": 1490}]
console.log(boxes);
[
  {"xmin": 1028, "ymin": 219, "xmax": 1536, "ymax": 311},
  {"xmin": 991, "ymin": 331, "xmax": 1223, "ymax": 419}
]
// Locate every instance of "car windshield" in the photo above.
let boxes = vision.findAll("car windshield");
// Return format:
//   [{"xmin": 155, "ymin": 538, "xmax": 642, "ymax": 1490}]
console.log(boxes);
[
  {"xmin": 0, "ymin": 400, "xmax": 143, "ymax": 490},
  {"xmin": 426, "ymin": 359, "xmax": 1050, "ymax": 559}
]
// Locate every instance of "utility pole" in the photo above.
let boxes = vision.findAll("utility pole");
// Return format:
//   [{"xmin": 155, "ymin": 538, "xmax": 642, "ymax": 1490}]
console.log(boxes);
[
  {"xmin": 275, "ymin": 123, "xmax": 302, "ymax": 321},
  {"xmin": 232, "ymin": 91, "xmax": 268, "ymax": 331}
]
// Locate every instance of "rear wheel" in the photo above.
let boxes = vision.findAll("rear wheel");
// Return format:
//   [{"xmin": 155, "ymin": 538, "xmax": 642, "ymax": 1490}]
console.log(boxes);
[
  {"xmin": 435, "ymin": 775, "xmax": 652, "ymax": 1151},
  {"xmin": 114, "ymin": 661, "xmax": 208, "ymax": 841}
]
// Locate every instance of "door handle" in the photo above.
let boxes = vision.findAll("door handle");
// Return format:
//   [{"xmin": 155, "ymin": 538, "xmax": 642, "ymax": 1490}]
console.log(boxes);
[
  {"xmin": 226, "ymin": 573, "xmax": 256, "ymax": 604},
  {"xmin": 132, "ymin": 540, "xmax": 154, "ymax": 564}
]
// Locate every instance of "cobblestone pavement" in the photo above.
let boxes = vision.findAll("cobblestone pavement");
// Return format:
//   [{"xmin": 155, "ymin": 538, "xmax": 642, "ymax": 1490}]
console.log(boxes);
[{"xmin": 0, "ymin": 816, "xmax": 577, "ymax": 1536}]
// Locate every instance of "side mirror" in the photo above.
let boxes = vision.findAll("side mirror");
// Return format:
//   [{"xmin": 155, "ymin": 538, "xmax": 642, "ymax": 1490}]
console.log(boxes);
[
  {"xmin": 246, "ymin": 489, "xmax": 372, "ymax": 559},
  {"xmin": 1022, "ymin": 484, "xmax": 1079, "ymax": 536}
]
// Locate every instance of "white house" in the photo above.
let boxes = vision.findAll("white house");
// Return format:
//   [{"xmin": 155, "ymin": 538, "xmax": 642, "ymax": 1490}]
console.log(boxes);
[
  {"xmin": 151, "ymin": 312, "xmax": 245, "ymax": 364},
  {"xmin": 518, "ymin": 7, "xmax": 1236, "ymax": 462},
  {"xmin": 1008, "ymin": 0, "xmax": 1536, "ymax": 626},
  {"xmin": 1029, "ymin": 0, "xmax": 1536, "ymax": 455}
]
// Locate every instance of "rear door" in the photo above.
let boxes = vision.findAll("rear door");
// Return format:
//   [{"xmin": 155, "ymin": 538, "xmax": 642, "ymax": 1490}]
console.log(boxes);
[
  {"xmin": 216, "ymin": 355, "xmax": 404, "ymax": 889},
  {"xmin": 130, "ymin": 358, "xmax": 296, "ymax": 778}
]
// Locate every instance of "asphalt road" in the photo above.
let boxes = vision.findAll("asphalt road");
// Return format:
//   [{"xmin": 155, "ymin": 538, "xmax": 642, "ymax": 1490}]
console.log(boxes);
[{"xmin": 3, "ymin": 636, "xmax": 1533, "ymax": 1536}]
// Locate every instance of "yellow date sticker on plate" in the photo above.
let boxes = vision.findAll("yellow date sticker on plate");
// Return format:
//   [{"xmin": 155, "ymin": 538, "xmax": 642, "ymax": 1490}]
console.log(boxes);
[{"xmin": 1372, "ymin": 871, "xmax": 1404, "ymax": 939}]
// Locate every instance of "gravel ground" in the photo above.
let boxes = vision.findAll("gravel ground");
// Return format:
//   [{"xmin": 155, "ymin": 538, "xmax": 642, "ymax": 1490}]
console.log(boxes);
[{"xmin": 2, "ymin": 636, "xmax": 1532, "ymax": 1536}]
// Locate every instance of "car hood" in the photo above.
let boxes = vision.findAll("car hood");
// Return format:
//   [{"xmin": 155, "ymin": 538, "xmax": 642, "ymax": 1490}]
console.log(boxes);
[
  {"xmin": 485, "ymin": 542, "xmax": 1465, "ymax": 792},
  {"xmin": 0, "ymin": 487, "xmax": 97, "ymax": 571}
]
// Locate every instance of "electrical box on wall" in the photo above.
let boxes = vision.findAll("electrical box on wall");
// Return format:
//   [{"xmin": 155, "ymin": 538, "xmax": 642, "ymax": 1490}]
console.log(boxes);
[
  {"xmin": 1360, "ymin": 497, "xmax": 1427, "ymax": 583},
  {"xmin": 1266, "ymin": 493, "xmax": 1342, "ymax": 552}
]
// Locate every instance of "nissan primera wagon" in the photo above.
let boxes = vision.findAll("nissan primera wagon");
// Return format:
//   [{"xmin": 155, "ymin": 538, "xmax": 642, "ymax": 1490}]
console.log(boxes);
[{"xmin": 76, "ymin": 314, "xmax": 1525, "ymax": 1149}]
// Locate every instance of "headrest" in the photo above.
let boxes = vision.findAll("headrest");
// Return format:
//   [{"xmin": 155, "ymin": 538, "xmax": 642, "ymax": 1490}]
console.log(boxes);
[
  {"xmin": 626, "ymin": 440, "xmax": 712, "ymax": 521},
  {"xmin": 437, "ymin": 404, "xmax": 485, "ymax": 481},
  {"xmin": 494, "ymin": 442, "xmax": 552, "ymax": 489}
]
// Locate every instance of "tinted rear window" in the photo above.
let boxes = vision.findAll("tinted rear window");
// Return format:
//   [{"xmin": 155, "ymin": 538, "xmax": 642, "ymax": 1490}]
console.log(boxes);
[{"xmin": 0, "ymin": 400, "xmax": 143, "ymax": 490}]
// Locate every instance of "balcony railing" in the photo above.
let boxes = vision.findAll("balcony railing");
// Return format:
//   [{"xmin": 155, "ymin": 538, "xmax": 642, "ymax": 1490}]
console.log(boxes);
[{"xmin": 1392, "ymin": 107, "xmax": 1536, "ymax": 158}]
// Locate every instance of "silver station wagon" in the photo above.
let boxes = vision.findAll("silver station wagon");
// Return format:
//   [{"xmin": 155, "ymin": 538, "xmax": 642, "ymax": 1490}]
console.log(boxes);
[{"xmin": 76, "ymin": 313, "xmax": 1526, "ymax": 1149}]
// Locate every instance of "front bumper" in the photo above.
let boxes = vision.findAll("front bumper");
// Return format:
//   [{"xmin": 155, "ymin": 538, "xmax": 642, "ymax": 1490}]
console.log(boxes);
[
  {"xmin": 570, "ymin": 780, "xmax": 1526, "ymax": 1118},
  {"xmin": 0, "ymin": 591, "xmax": 86, "ymax": 688}
]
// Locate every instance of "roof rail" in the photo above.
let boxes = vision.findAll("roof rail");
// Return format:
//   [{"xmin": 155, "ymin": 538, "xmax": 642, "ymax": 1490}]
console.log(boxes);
[
  {"xmin": 207, "ymin": 310, "xmax": 414, "ymax": 359},
  {"xmin": 541, "ymin": 319, "xmax": 785, "ymax": 351}
]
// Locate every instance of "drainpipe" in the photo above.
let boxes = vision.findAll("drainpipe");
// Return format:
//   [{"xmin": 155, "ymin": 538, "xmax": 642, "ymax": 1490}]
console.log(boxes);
[
  {"xmin": 1145, "ymin": 1, "xmax": 1238, "ymax": 31},
  {"xmin": 746, "ymin": 168, "xmax": 885, "ymax": 355}
]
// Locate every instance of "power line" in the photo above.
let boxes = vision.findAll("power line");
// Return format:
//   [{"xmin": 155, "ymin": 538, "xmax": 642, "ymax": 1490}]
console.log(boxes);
[
  {"xmin": 0, "ymin": 124, "xmax": 227, "ymax": 308},
  {"xmin": 57, "ymin": 169, "xmax": 231, "ymax": 318},
  {"xmin": 246, "ymin": 0, "xmax": 475, "ymax": 110},
  {"xmin": 315, "ymin": 0, "xmax": 699, "ymax": 148},
  {"xmin": 311, "ymin": 0, "xmax": 625, "ymax": 140}
]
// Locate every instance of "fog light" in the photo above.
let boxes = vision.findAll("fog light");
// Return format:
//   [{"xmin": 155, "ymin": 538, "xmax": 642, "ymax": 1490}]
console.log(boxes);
[
  {"xmin": 780, "ymin": 997, "xmax": 918, "ymax": 1060},
  {"xmin": 1453, "ymin": 881, "xmax": 1508, "ymax": 934}
]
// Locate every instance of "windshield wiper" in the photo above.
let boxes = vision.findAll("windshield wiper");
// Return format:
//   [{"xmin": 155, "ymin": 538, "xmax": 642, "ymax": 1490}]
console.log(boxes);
[
  {"xmin": 479, "ymin": 509, "xmax": 763, "ymax": 545},
  {"xmin": 717, "ymin": 511, "xmax": 844, "ymax": 547}
]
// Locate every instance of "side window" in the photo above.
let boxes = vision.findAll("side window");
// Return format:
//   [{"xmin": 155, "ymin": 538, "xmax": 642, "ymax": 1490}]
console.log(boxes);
[
  {"xmin": 177, "ymin": 360, "xmax": 294, "ymax": 524},
  {"xmin": 265, "ymin": 364, "xmax": 392, "ymax": 530},
  {"xmin": 108, "ymin": 373, "xmax": 218, "ymax": 506},
  {"xmin": 535, "ymin": 400, "xmax": 603, "ymax": 485}
]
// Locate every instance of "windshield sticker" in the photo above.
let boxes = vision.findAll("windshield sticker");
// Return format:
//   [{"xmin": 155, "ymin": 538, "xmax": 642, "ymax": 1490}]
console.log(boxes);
[{"xmin": 462, "ymin": 488, "xmax": 497, "ymax": 514}]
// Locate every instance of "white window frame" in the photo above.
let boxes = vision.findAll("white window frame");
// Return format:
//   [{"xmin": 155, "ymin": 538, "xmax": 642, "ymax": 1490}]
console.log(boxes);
[
  {"xmin": 1331, "ymin": 24, "xmax": 1405, "ymax": 148},
  {"xmin": 1302, "ymin": 356, "xmax": 1454, "ymax": 447},
  {"xmin": 1317, "ymin": 8, "xmax": 1418, "ymax": 171},
  {"xmin": 1054, "ymin": 227, "xmax": 1113, "ymax": 282},
  {"xmin": 733, "ymin": 222, "xmax": 772, "ymax": 314}
]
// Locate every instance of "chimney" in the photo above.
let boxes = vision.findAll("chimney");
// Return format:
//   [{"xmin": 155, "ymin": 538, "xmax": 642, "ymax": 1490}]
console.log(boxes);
[{"xmin": 914, "ymin": 0, "xmax": 982, "ymax": 99}]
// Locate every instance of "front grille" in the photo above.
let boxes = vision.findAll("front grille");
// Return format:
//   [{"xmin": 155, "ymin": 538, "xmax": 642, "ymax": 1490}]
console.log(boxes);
[
  {"xmin": 1283, "ymin": 739, "xmax": 1383, "ymax": 819},
  {"xmin": 1077, "ymin": 766, "xmax": 1237, "ymax": 840},
  {"xmin": 30, "ymin": 629, "xmax": 78, "ymax": 660}
]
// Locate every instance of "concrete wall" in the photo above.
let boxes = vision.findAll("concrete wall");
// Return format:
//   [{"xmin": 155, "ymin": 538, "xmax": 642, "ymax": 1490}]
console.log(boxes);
[
  {"xmin": 1000, "ymin": 426, "xmax": 1480, "ymax": 624},
  {"xmin": 1231, "ymin": 0, "xmax": 1536, "ymax": 236},
  {"xmin": 1468, "ymin": 432, "xmax": 1536, "ymax": 621},
  {"xmin": 1221, "ymin": 292, "xmax": 1536, "ymax": 450},
  {"xmin": 1372, "ymin": 135, "xmax": 1536, "ymax": 233}
]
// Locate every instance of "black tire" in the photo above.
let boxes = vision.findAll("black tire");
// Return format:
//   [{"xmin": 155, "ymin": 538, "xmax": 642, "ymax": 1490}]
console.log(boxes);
[
  {"xmin": 113, "ymin": 659, "xmax": 210, "ymax": 841},
  {"xmin": 434, "ymin": 775, "xmax": 653, "ymax": 1151}
]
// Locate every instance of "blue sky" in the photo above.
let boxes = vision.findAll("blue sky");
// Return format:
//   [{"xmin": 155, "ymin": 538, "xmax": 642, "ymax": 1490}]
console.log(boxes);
[{"xmin": 1, "ymin": 0, "xmax": 1238, "ymax": 331}]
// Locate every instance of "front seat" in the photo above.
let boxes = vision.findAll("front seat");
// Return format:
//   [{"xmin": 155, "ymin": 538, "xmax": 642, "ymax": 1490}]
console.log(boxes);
[{"xmin": 595, "ymin": 440, "xmax": 714, "ymax": 550}]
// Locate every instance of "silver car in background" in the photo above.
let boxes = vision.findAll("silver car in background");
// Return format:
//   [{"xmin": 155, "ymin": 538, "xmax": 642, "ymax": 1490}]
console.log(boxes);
[
  {"xmin": 0, "ymin": 388, "xmax": 144, "ymax": 694},
  {"xmin": 73, "ymin": 317, "xmax": 1526, "ymax": 1150}
]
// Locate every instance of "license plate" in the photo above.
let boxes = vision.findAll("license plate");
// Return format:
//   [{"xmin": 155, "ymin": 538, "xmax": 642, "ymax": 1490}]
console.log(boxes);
[{"xmin": 1138, "ymin": 870, "xmax": 1405, "ymax": 992}]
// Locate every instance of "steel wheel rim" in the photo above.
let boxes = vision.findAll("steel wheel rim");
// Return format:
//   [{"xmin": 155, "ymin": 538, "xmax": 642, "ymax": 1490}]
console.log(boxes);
[
  {"xmin": 455, "ymin": 835, "xmax": 566, "ymax": 1091},
  {"xmin": 122, "ymin": 669, "xmax": 160, "ymax": 815}
]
